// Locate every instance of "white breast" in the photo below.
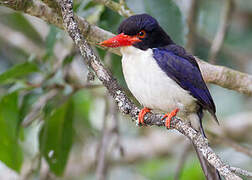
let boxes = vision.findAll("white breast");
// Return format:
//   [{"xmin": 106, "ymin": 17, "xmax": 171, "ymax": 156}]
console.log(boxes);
[{"xmin": 120, "ymin": 46, "xmax": 197, "ymax": 115}]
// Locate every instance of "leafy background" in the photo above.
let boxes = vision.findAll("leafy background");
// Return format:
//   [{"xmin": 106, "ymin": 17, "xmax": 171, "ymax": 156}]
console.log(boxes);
[{"xmin": 0, "ymin": 0, "xmax": 252, "ymax": 179}]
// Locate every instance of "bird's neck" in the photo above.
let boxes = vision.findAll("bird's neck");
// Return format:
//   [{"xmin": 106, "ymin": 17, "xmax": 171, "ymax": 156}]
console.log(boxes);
[
  {"xmin": 154, "ymin": 27, "xmax": 174, "ymax": 47},
  {"xmin": 120, "ymin": 46, "xmax": 150, "ymax": 56}
]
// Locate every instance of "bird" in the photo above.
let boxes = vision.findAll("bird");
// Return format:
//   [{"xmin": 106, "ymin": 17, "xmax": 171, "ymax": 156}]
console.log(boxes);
[{"xmin": 100, "ymin": 14, "xmax": 220, "ymax": 180}]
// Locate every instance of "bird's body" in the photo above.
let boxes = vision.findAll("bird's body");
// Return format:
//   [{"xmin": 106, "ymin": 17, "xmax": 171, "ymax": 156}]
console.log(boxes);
[
  {"xmin": 121, "ymin": 46, "xmax": 197, "ymax": 117},
  {"xmin": 100, "ymin": 13, "xmax": 220, "ymax": 180}
]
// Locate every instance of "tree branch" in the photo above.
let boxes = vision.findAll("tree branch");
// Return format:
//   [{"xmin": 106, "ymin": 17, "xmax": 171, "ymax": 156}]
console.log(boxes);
[
  {"xmin": 1, "ymin": 0, "xmax": 252, "ymax": 95},
  {"xmin": 40, "ymin": 0, "xmax": 60, "ymax": 13},
  {"xmin": 197, "ymin": 59, "xmax": 252, "ymax": 95},
  {"xmin": 208, "ymin": 0, "xmax": 234, "ymax": 64},
  {"xmin": 95, "ymin": 99, "xmax": 110, "ymax": 180},
  {"xmin": 93, "ymin": 0, "xmax": 133, "ymax": 17},
  {"xmin": 230, "ymin": 167, "xmax": 252, "ymax": 178},
  {"xmin": 185, "ymin": 0, "xmax": 198, "ymax": 53},
  {"xmin": 53, "ymin": 0, "xmax": 250, "ymax": 179}
]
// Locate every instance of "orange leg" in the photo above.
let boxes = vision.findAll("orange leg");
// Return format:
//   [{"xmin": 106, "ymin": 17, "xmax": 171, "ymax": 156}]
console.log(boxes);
[
  {"xmin": 161, "ymin": 108, "xmax": 179, "ymax": 128},
  {"xmin": 138, "ymin": 107, "xmax": 151, "ymax": 125}
]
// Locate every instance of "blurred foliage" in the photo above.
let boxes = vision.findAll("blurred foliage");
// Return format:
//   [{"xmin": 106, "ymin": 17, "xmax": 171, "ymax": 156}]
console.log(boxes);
[
  {"xmin": 0, "ymin": 62, "xmax": 39, "ymax": 85},
  {"xmin": 137, "ymin": 156, "xmax": 204, "ymax": 180},
  {"xmin": 0, "ymin": 0, "xmax": 251, "ymax": 179},
  {"xmin": 0, "ymin": 92, "xmax": 23, "ymax": 172},
  {"xmin": 0, "ymin": 12, "xmax": 43, "ymax": 46},
  {"xmin": 128, "ymin": 0, "xmax": 185, "ymax": 45},
  {"xmin": 39, "ymin": 99, "xmax": 74, "ymax": 176}
]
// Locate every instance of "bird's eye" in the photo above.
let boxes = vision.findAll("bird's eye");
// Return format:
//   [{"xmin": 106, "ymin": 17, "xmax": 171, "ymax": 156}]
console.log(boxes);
[{"xmin": 137, "ymin": 30, "xmax": 146, "ymax": 38}]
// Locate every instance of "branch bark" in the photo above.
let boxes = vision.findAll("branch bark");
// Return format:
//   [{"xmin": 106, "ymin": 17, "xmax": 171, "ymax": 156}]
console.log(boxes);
[
  {"xmin": 230, "ymin": 167, "xmax": 252, "ymax": 178},
  {"xmin": 54, "ymin": 0, "xmax": 249, "ymax": 179},
  {"xmin": 197, "ymin": 59, "xmax": 252, "ymax": 95}
]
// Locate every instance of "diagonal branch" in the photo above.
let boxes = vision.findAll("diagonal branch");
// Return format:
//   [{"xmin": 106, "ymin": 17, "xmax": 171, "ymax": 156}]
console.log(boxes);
[{"xmin": 55, "ymin": 0, "xmax": 249, "ymax": 179}]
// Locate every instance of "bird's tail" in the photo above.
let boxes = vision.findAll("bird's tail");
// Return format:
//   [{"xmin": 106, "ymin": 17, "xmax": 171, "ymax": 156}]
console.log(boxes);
[{"xmin": 191, "ymin": 108, "xmax": 221, "ymax": 180}]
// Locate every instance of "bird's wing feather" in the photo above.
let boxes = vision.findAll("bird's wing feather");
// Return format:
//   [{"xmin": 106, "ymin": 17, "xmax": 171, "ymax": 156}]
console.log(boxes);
[{"xmin": 153, "ymin": 45, "xmax": 217, "ymax": 118}]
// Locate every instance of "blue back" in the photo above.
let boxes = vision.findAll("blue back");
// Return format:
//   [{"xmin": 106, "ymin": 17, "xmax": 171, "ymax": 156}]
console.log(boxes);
[{"xmin": 153, "ymin": 45, "xmax": 216, "ymax": 118}]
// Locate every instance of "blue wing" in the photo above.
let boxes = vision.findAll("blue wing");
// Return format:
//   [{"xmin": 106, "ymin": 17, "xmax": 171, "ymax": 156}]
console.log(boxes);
[{"xmin": 153, "ymin": 45, "xmax": 217, "ymax": 121}]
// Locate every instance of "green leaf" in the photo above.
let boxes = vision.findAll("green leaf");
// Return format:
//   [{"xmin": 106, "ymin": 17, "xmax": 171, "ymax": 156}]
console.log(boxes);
[
  {"xmin": 72, "ymin": 90, "xmax": 92, "ymax": 129},
  {"xmin": 44, "ymin": 26, "xmax": 58, "ymax": 60},
  {"xmin": 19, "ymin": 92, "xmax": 40, "ymax": 122},
  {"xmin": 99, "ymin": 8, "xmax": 124, "ymax": 34},
  {"xmin": 39, "ymin": 99, "xmax": 74, "ymax": 176},
  {"xmin": 75, "ymin": 0, "xmax": 105, "ymax": 24},
  {"xmin": 0, "ymin": 92, "xmax": 23, "ymax": 172},
  {"xmin": 0, "ymin": 62, "xmax": 39, "ymax": 84},
  {"xmin": 127, "ymin": 0, "xmax": 185, "ymax": 45},
  {"xmin": 62, "ymin": 54, "xmax": 74, "ymax": 66}
]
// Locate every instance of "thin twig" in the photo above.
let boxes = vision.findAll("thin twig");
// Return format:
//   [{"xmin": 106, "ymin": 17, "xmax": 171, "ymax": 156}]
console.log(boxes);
[
  {"xmin": 96, "ymin": 94, "xmax": 121, "ymax": 180},
  {"xmin": 95, "ymin": 95, "xmax": 110, "ymax": 180},
  {"xmin": 96, "ymin": 52, "xmax": 118, "ymax": 180},
  {"xmin": 209, "ymin": 0, "xmax": 234, "ymax": 64},
  {"xmin": 22, "ymin": 89, "xmax": 58, "ymax": 127},
  {"xmin": 55, "ymin": 0, "xmax": 248, "ymax": 179},
  {"xmin": 109, "ymin": 97, "xmax": 124, "ymax": 157}
]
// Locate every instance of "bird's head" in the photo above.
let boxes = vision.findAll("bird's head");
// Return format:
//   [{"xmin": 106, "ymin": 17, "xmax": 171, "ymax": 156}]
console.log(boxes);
[{"xmin": 99, "ymin": 14, "xmax": 174, "ymax": 50}]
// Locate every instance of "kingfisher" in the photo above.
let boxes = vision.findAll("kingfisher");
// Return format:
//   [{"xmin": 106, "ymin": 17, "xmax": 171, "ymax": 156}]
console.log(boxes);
[{"xmin": 100, "ymin": 14, "xmax": 220, "ymax": 180}]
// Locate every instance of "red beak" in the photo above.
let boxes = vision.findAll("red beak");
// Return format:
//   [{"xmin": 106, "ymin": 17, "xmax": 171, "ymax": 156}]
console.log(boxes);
[{"xmin": 99, "ymin": 33, "xmax": 141, "ymax": 48}]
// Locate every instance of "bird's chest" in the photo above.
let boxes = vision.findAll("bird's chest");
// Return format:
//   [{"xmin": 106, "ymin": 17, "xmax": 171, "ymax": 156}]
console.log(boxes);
[{"xmin": 121, "ymin": 47, "xmax": 196, "ymax": 113}]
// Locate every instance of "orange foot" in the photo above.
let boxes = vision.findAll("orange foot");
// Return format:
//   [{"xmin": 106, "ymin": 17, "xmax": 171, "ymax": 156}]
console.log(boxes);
[
  {"xmin": 161, "ymin": 108, "xmax": 180, "ymax": 129},
  {"xmin": 138, "ymin": 107, "xmax": 151, "ymax": 125}
]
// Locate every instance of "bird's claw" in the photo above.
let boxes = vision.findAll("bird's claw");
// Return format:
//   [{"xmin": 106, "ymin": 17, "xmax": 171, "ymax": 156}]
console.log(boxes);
[
  {"xmin": 138, "ymin": 107, "xmax": 151, "ymax": 125},
  {"xmin": 161, "ymin": 108, "xmax": 179, "ymax": 129}
]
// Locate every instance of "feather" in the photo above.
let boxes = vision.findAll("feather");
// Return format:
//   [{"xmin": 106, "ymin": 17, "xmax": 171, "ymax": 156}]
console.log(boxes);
[{"xmin": 153, "ymin": 45, "xmax": 219, "ymax": 124}]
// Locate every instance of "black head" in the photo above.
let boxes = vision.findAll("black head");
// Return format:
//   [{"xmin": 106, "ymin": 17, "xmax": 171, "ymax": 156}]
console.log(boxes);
[{"xmin": 117, "ymin": 14, "xmax": 174, "ymax": 50}]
